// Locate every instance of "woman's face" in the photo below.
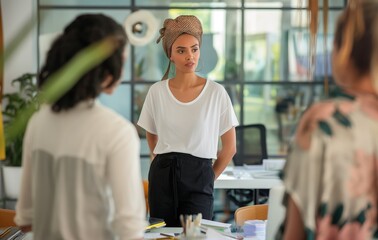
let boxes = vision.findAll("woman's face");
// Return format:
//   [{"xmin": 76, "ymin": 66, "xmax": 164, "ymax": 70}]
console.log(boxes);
[{"xmin": 170, "ymin": 34, "xmax": 200, "ymax": 74}]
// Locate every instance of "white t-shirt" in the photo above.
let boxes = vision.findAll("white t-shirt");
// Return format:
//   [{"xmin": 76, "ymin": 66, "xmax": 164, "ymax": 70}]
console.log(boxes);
[
  {"xmin": 15, "ymin": 101, "xmax": 147, "ymax": 240},
  {"xmin": 137, "ymin": 79, "xmax": 239, "ymax": 159}
]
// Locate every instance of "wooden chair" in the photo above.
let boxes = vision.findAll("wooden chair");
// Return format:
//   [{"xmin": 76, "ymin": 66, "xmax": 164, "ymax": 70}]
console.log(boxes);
[
  {"xmin": 234, "ymin": 204, "xmax": 268, "ymax": 226},
  {"xmin": 143, "ymin": 180, "xmax": 149, "ymax": 214},
  {"xmin": 0, "ymin": 208, "xmax": 17, "ymax": 227}
]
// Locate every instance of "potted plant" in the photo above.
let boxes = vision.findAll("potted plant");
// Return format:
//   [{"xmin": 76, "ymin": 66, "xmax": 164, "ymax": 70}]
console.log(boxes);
[{"xmin": 1, "ymin": 73, "xmax": 38, "ymax": 200}]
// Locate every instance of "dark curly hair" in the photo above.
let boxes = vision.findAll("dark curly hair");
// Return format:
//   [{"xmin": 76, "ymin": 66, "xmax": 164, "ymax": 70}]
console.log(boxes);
[{"xmin": 38, "ymin": 13, "xmax": 127, "ymax": 112}]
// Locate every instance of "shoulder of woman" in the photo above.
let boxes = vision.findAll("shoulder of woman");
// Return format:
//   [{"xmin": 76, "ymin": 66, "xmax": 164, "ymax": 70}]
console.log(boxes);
[
  {"xmin": 144, "ymin": 81, "xmax": 167, "ymax": 97},
  {"xmin": 151, "ymin": 80, "xmax": 166, "ymax": 89},
  {"xmin": 205, "ymin": 79, "xmax": 227, "ymax": 92},
  {"xmin": 294, "ymin": 100, "xmax": 337, "ymax": 150}
]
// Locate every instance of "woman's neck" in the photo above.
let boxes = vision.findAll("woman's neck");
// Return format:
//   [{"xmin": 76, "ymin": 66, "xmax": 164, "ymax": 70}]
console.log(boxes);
[
  {"xmin": 170, "ymin": 72, "xmax": 201, "ymax": 89},
  {"xmin": 342, "ymin": 74, "xmax": 377, "ymax": 96}
]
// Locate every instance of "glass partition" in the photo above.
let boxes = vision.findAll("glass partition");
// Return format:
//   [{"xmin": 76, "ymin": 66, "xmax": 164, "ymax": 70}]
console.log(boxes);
[
  {"xmin": 39, "ymin": 0, "xmax": 131, "ymax": 6},
  {"xmin": 37, "ymin": 1, "xmax": 345, "ymax": 156},
  {"xmin": 135, "ymin": 0, "xmax": 241, "ymax": 7}
]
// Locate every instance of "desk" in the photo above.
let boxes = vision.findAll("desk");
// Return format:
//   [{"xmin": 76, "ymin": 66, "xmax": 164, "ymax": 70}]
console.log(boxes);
[
  {"xmin": 144, "ymin": 227, "xmax": 244, "ymax": 240},
  {"xmin": 214, "ymin": 166, "xmax": 282, "ymax": 190}
]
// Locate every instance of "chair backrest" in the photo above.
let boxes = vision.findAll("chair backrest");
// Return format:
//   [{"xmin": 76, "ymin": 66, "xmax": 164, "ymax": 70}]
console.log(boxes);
[
  {"xmin": 143, "ymin": 180, "xmax": 149, "ymax": 214},
  {"xmin": 233, "ymin": 124, "xmax": 268, "ymax": 166},
  {"xmin": 266, "ymin": 184, "xmax": 286, "ymax": 240},
  {"xmin": 0, "ymin": 208, "xmax": 17, "ymax": 227},
  {"xmin": 234, "ymin": 204, "xmax": 268, "ymax": 226}
]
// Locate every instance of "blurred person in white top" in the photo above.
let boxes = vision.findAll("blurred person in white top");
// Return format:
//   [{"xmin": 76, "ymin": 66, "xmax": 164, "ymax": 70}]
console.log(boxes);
[{"xmin": 15, "ymin": 13, "xmax": 146, "ymax": 240}]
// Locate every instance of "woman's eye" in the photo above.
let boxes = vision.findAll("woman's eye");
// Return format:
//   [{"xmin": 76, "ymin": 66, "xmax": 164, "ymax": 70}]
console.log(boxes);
[
  {"xmin": 192, "ymin": 48, "xmax": 198, "ymax": 52},
  {"xmin": 178, "ymin": 50, "xmax": 184, "ymax": 54}
]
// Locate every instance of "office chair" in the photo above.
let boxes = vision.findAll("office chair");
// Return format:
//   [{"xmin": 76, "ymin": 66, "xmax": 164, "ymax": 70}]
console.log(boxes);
[
  {"xmin": 0, "ymin": 208, "xmax": 16, "ymax": 227},
  {"xmin": 233, "ymin": 124, "xmax": 267, "ymax": 166},
  {"xmin": 234, "ymin": 204, "xmax": 268, "ymax": 227},
  {"xmin": 143, "ymin": 180, "xmax": 149, "ymax": 215},
  {"xmin": 227, "ymin": 124, "xmax": 268, "ymax": 208}
]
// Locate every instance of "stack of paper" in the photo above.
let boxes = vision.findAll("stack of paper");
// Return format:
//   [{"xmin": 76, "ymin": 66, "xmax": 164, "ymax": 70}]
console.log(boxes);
[
  {"xmin": 263, "ymin": 159, "xmax": 286, "ymax": 171},
  {"xmin": 200, "ymin": 219, "xmax": 232, "ymax": 232},
  {"xmin": 243, "ymin": 220, "xmax": 266, "ymax": 238},
  {"xmin": 252, "ymin": 171, "xmax": 280, "ymax": 179}
]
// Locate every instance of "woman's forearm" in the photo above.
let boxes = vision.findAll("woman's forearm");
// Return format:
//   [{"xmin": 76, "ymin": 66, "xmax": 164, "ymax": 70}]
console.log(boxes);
[
  {"xmin": 283, "ymin": 196, "xmax": 306, "ymax": 240},
  {"xmin": 146, "ymin": 132, "xmax": 158, "ymax": 160},
  {"xmin": 213, "ymin": 127, "xmax": 236, "ymax": 179},
  {"xmin": 213, "ymin": 149, "xmax": 235, "ymax": 179}
]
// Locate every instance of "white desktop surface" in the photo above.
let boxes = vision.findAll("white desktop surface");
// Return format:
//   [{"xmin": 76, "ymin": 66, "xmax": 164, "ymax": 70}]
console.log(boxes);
[
  {"xmin": 214, "ymin": 165, "xmax": 282, "ymax": 189},
  {"xmin": 144, "ymin": 227, "xmax": 265, "ymax": 239},
  {"xmin": 145, "ymin": 227, "xmax": 243, "ymax": 240}
]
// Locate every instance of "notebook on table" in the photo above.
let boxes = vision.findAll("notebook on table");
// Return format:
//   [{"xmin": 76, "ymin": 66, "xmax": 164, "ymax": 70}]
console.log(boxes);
[{"xmin": 146, "ymin": 217, "xmax": 166, "ymax": 230}]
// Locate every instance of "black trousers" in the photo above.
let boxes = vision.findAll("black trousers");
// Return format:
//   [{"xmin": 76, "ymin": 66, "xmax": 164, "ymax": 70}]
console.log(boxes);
[{"xmin": 148, "ymin": 152, "xmax": 214, "ymax": 227}]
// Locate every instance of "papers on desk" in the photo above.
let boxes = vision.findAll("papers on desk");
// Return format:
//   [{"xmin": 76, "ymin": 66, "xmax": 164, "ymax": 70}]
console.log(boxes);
[
  {"xmin": 205, "ymin": 227, "xmax": 239, "ymax": 240},
  {"xmin": 144, "ymin": 228, "xmax": 238, "ymax": 240},
  {"xmin": 242, "ymin": 164, "xmax": 265, "ymax": 171},
  {"xmin": 262, "ymin": 159, "xmax": 286, "ymax": 171},
  {"xmin": 144, "ymin": 232, "xmax": 178, "ymax": 239},
  {"xmin": 252, "ymin": 171, "xmax": 280, "ymax": 179},
  {"xmin": 200, "ymin": 219, "xmax": 232, "ymax": 231},
  {"xmin": 221, "ymin": 168, "xmax": 280, "ymax": 179},
  {"xmin": 243, "ymin": 220, "xmax": 266, "ymax": 238}
]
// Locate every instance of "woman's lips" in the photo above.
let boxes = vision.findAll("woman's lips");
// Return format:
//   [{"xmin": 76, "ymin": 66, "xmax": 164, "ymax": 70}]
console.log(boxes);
[{"xmin": 185, "ymin": 62, "xmax": 195, "ymax": 67}]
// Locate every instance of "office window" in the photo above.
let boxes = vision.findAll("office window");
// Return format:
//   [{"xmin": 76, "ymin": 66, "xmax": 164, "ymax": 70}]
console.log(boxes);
[
  {"xmin": 39, "ymin": 0, "xmax": 131, "ymax": 6},
  {"xmin": 37, "ymin": 0, "xmax": 345, "ymax": 157}
]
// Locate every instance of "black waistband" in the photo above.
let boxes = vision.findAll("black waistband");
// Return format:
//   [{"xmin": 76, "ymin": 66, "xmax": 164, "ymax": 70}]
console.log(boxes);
[{"xmin": 157, "ymin": 152, "xmax": 212, "ymax": 161}]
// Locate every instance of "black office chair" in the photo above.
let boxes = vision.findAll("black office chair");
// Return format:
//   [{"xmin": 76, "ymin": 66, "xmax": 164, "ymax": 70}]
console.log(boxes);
[
  {"xmin": 233, "ymin": 124, "xmax": 267, "ymax": 166},
  {"xmin": 227, "ymin": 124, "xmax": 268, "ymax": 207}
]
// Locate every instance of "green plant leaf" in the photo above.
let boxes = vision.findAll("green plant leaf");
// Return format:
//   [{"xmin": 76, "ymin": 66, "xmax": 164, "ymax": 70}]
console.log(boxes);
[
  {"xmin": 0, "ymin": 16, "xmax": 37, "ymax": 71},
  {"xmin": 4, "ymin": 36, "xmax": 120, "ymax": 145}
]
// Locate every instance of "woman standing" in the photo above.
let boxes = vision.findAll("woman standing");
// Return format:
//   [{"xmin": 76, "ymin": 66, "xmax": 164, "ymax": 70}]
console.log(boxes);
[
  {"xmin": 278, "ymin": 1, "xmax": 378, "ymax": 239},
  {"xmin": 138, "ymin": 15, "xmax": 238, "ymax": 227}
]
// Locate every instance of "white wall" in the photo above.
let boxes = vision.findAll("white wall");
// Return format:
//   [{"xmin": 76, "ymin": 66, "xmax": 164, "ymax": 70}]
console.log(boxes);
[
  {"xmin": 1, "ymin": 0, "xmax": 37, "ymax": 208},
  {"xmin": 1, "ymin": 0, "xmax": 38, "ymax": 93}
]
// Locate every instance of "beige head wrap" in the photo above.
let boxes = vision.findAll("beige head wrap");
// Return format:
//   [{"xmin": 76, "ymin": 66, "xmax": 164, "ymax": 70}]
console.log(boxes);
[{"xmin": 156, "ymin": 15, "xmax": 203, "ymax": 80}]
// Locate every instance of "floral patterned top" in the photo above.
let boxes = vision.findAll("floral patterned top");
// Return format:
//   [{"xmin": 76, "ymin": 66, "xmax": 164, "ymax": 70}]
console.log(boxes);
[{"xmin": 277, "ymin": 89, "xmax": 378, "ymax": 240}]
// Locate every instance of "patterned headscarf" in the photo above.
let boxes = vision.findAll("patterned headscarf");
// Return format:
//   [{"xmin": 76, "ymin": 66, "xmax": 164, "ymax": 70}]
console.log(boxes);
[{"xmin": 156, "ymin": 15, "xmax": 203, "ymax": 80}]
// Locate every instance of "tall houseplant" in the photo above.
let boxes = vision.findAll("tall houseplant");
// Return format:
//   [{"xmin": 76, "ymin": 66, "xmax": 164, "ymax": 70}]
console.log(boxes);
[
  {"xmin": 2, "ymin": 73, "xmax": 38, "ymax": 167},
  {"xmin": 1, "ymin": 73, "xmax": 37, "ymax": 200}
]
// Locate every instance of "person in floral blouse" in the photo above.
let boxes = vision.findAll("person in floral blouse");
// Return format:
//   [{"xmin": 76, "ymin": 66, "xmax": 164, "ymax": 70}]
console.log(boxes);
[{"xmin": 277, "ymin": 0, "xmax": 378, "ymax": 239}]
